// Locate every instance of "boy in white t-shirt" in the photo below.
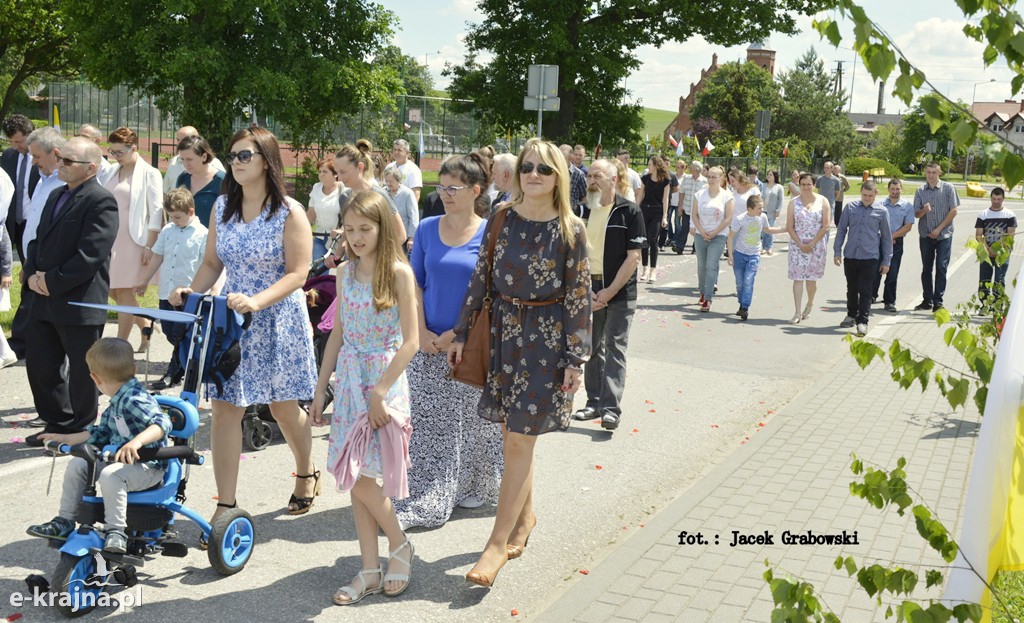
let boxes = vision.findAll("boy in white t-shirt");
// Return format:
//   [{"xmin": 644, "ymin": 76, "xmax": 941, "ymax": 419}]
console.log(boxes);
[
  {"xmin": 135, "ymin": 188, "xmax": 209, "ymax": 390},
  {"xmin": 727, "ymin": 195, "xmax": 785, "ymax": 320},
  {"xmin": 975, "ymin": 186, "xmax": 1017, "ymax": 299}
]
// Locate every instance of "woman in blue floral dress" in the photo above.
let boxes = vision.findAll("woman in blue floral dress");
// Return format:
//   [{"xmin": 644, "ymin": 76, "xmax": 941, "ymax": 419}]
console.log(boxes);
[
  {"xmin": 171, "ymin": 127, "xmax": 319, "ymax": 528},
  {"xmin": 450, "ymin": 138, "xmax": 592, "ymax": 587}
]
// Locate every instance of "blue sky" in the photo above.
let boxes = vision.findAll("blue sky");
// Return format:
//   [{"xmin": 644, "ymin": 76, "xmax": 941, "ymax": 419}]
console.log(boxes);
[{"xmin": 385, "ymin": 0, "xmax": 1016, "ymax": 114}]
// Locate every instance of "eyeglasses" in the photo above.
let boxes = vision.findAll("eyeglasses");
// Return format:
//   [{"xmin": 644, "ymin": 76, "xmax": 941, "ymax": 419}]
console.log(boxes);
[
  {"xmin": 59, "ymin": 157, "xmax": 92, "ymax": 166},
  {"xmin": 437, "ymin": 185, "xmax": 468, "ymax": 196},
  {"xmin": 519, "ymin": 162, "xmax": 555, "ymax": 176},
  {"xmin": 108, "ymin": 147, "xmax": 131, "ymax": 158},
  {"xmin": 226, "ymin": 149, "xmax": 261, "ymax": 164}
]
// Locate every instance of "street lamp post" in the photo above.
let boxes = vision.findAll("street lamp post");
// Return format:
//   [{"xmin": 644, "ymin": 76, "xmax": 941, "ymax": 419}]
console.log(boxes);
[{"xmin": 967, "ymin": 79, "xmax": 996, "ymax": 181}]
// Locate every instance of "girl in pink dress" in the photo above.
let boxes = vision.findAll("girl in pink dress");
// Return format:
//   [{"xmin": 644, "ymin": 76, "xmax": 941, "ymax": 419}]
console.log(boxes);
[{"xmin": 311, "ymin": 190, "xmax": 419, "ymax": 606}]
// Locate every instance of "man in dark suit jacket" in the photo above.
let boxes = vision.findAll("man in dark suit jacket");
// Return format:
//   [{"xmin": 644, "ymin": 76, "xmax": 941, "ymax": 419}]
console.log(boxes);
[
  {"xmin": 23, "ymin": 137, "xmax": 118, "ymax": 446},
  {"xmin": 2, "ymin": 114, "xmax": 41, "ymax": 257}
]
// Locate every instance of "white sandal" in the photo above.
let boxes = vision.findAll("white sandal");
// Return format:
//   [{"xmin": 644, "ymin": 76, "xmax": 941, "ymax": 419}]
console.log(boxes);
[
  {"xmin": 332, "ymin": 566, "xmax": 383, "ymax": 605},
  {"xmin": 382, "ymin": 536, "xmax": 415, "ymax": 597}
]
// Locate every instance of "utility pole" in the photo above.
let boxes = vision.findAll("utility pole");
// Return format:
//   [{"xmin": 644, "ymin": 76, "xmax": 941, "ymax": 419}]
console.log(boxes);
[{"xmin": 833, "ymin": 60, "xmax": 844, "ymax": 95}]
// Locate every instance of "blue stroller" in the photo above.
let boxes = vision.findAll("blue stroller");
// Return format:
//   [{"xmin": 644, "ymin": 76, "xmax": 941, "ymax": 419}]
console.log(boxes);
[{"xmin": 26, "ymin": 297, "xmax": 256, "ymax": 617}]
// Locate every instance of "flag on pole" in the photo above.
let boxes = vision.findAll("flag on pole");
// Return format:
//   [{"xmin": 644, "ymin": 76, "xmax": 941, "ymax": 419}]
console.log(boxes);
[
  {"xmin": 783, "ymin": 142, "xmax": 789, "ymax": 157},
  {"xmin": 53, "ymin": 104, "xmax": 61, "ymax": 134},
  {"xmin": 732, "ymin": 140, "xmax": 742, "ymax": 157},
  {"xmin": 944, "ymin": 261, "xmax": 1024, "ymax": 621},
  {"xmin": 702, "ymin": 139, "xmax": 715, "ymax": 157},
  {"xmin": 645, "ymin": 133, "xmax": 651, "ymax": 156},
  {"xmin": 667, "ymin": 134, "xmax": 679, "ymax": 148},
  {"xmin": 594, "ymin": 133, "xmax": 603, "ymax": 160},
  {"xmin": 675, "ymin": 135, "xmax": 684, "ymax": 158},
  {"xmin": 418, "ymin": 123, "xmax": 425, "ymax": 157}
]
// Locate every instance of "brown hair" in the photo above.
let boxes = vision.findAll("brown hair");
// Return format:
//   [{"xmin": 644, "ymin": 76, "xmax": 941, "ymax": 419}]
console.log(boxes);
[
  {"xmin": 86, "ymin": 338, "xmax": 136, "ymax": 383},
  {"xmin": 177, "ymin": 135, "xmax": 216, "ymax": 164},
  {"xmin": 108, "ymin": 127, "xmax": 138, "ymax": 147},
  {"xmin": 164, "ymin": 187, "xmax": 195, "ymax": 214},
  {"xmin": 342, "ymin": 190, "xmax": 409, "ymax": 311},
  {"xmin": 221, "ymin": 126, "xmax": 288, "ymax": 223},
  {"xmin": 317, "ymin": 158, "xmax": 337, "ymax": 175},
  {"xmin": 336, "ymin": 139, "xmax": 375, "ymax": 181},
  {"xmin": 647, "ymin": 155, "xmax": 669, "ymax": 182},
  {"xmin": 441, "ymin": 152, "xmax": 492, "ymax": 217}
]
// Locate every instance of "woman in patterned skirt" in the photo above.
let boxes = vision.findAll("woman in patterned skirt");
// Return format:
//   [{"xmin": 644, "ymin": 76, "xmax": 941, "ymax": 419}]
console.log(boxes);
[
  {"xmin": 395, "ymin": 153, "xmax": 503, "ymax": 530},
  {"xmin": 171, "ymin": 127, "xmax": 319, "ymax": 528},
  {"xmin": 450, "ymin": 138, "xmax": 592, "ymax": 587}
]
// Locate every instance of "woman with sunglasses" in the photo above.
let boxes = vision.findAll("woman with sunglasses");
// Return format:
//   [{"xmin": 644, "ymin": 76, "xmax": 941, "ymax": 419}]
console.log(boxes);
[
  {"xmin": 394, "ymin": 152, "xmax": 503, "ymax": 532},
  {"xmin": 170, "ymin": 127, "xmax": 319, "ymax": 526},
  {"xmin": 174, "ymin": 135, "xmax": 224, "ymax": 228},
  {"xmin": 103, "ymin": 127, "xmax": 163, "ymax": 351},
  {"xmin": 449, "ymin": 138, "xmax": 592, "ymax": 587}
]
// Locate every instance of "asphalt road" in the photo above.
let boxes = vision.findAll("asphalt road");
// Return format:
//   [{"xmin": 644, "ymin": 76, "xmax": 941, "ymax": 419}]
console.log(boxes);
[{"xmin": 0, "ymin": 194, "xmax": 1008, "ymax": 622}]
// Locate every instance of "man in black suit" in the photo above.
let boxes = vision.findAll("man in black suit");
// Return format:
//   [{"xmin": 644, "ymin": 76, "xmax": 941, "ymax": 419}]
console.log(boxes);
[
  {"xmin": 2, "ymin": 114, "xmax": 41, "ymax": 257},
  {"xmin": 23, "ymin": 137, "xmax": 118, "ymax": 446}
]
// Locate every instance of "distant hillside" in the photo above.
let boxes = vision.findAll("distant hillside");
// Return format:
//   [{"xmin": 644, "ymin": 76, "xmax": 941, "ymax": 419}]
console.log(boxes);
[{"xmin": 643, "ymin": 108, "xmax": 677, "ymax": 139}]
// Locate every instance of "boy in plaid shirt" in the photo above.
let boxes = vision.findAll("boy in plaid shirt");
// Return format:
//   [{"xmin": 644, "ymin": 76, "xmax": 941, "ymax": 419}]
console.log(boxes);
[{"xmin": 28, "ymin": 338, "xmax": 171, "ymax": 554}]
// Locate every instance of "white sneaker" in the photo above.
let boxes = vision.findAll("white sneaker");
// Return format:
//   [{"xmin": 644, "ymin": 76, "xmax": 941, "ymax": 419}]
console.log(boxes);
[
  {"xmin": 456, "ymin": 495, "xmax": 484, "ymax": 509},
  {"xmin": 0, "ymin": 355, "xmax": 17, "ymax": 369},
  {"xmin": 855, "ymin": 323, "xmax": 868, "ymax": 337}
]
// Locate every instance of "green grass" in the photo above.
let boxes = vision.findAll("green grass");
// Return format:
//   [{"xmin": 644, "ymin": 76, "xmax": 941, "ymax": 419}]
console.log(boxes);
[
  {"xmin": 643, "ymin": 108, "xmax": 679, "ymax": 140},
  {"xmin": 993, "ymin": 571, "xmax": 1024, "ymax": 622},
  {"xmin": 1, "ymin": 265, "xmax": 160, "ymax": 336}
]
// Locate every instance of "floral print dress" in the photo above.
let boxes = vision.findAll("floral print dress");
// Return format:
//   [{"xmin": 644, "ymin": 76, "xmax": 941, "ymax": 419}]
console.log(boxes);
[
  {"xmin": 212, "ymin": 196, "xmax": 317, "ymax": 406},
  {"xmin": 454, "ymin": 208, "xmax": 592, "ymax": 435},
  {"xmin": 787, "ymin": 194, "xmax": 829, "ymax": 281}
]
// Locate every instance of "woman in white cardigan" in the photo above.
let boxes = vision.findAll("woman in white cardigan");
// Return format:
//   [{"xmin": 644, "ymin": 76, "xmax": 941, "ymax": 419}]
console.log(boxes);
[{"xmin": 103, "ymin": 127, "xmax": 164, "ymax": 350}]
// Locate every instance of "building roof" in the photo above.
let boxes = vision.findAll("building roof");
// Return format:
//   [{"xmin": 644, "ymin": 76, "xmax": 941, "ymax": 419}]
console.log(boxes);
[
  {"xmin": 847, "ymin": 113, "xmax": 904, "ymax": 127},
  {"xmin": 971, "ymin": 100, "xmax": 1024, "ymax": 122}
]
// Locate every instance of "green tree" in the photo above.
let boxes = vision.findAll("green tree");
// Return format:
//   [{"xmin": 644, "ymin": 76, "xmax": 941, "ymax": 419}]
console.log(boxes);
[
  {"xmin": 690, "ymin": 61, "xmax": 781, "ymax": 139},
  {"xmin": 446, "ymin": 0, "xmax": 825, "ymax": 148},
  {"xmin": 63, "ymin": 0, "xmax": 398, "ymax": 151},
  {"xmin": 0, "ymin": 0, "xmax": 81, "ymax": 121},
  {"xmin": 900, "ymin": 94, "xmax": 970, "ymax": 170},
  {"xmin": 773, "ymin": 48, "xmax": 857, "ymax": 160},
  {"xmin": 867, "ymin": 122, "xmax": 906, "ymax": 169}
]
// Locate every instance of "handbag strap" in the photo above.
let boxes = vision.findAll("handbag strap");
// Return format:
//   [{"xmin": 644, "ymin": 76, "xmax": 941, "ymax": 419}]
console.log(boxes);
[{"xmin": 483, "ymin": 208, "xmax": 508, "ymax": 302}]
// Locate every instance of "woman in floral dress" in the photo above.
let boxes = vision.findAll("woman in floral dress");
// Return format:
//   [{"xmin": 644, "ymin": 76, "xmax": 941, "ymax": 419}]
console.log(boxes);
[
  {"xmin": 786, "ymin": 172, "xmax": 831, "ymax": 324},
  {"xmin": 170, "ymin": 127, "xmax": 319, "ymax": 528},
  {"xmin": 450, "ymin": 138, "xmax": 592, "ymax": 587}
]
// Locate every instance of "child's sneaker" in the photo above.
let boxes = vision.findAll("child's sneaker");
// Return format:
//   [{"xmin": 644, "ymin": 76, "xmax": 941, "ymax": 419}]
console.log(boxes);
[
  {"xmin": 27, "ymin": 516, "xmax": 75, "ymax": 540},
  {"xmin": 103, "ymin": 530, "xmax": 128, "ymax": 554}
]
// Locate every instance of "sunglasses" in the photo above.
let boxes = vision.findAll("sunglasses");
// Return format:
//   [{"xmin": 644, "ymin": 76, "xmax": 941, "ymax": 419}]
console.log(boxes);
[
  {"xmin": 519, "ymin": 162, "xmax": 555, "ymax": 176},
  {"xmin": 226, "ymin": 149, "xmax": 261, "ymax": 165},
  {"xmin": 60, "ymin": 157, "xmax": 92, "ymax": 166}
]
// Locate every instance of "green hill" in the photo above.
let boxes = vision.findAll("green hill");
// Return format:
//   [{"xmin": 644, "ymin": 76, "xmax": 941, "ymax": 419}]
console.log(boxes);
[{"xmin": 643, "ymin": 108, "xmax": 677, "ymax": 139}]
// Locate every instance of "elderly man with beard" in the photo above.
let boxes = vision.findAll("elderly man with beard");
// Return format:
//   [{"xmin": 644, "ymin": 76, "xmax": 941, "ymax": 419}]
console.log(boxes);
[{"xmin": 571, "ymin": 159, "xmax": 646, "ymax": 432}]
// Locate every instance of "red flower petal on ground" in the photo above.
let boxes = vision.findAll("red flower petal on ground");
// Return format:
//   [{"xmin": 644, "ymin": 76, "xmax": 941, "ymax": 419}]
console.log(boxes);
[
  {"xmin": 632, "ymin": 428, "xmax": 640, "ymax": 433},
  {"xmin": 758, "ymin": 422, "xmax": 766, "ymax": 427},
  {"xmin": 711, "ymin": 424, "xmax": 719, "ymax": 428},
  {"xmin": 511, "ymin": 609, "xmax": 520, "ymax": 616},
  {"xmin": 767, "ymin": 410, "xmax": 776, "ymax": 414},
  {"xmin": 6, "ymin": 614, "xmax": 24, "ymax": 622},
  {"xmin": 579, "ymin": 570, "xmax": 589, "ymax": 575},
  {"xmin": 595, "ymin": 465, "xmax": 603, "ymax": 470},
  {"xmin": 645, "ymin": 400, "xmax": 654, "ymax": 404},
  {"xmin": 648, "ymin": 409, "xmax": 656, "ymax": 413}
]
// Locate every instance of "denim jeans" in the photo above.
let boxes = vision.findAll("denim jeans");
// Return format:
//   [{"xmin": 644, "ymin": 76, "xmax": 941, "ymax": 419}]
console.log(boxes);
[
  {"xmin": 761, "ymin": 214, "xmax": 777, "ymax": 251},
  {"xmin": 695, "ymin": 235, "xmax": 727, "ymax": 299},
  {"xmin": 919, "ymin": 236, "xmax": 953, "ymax": 306},
  {"xmin": 159, "ymin": 299, "xmax": 186, "ymax": 381},
  {"xmin": 979, "ymin": 261, "xmax": 1010, "ymax": 298},
  {"xmin": 674, "ymin": 212, "xmax": 691, "ymax": 251},
  {"xmin": 844, "ymin": 258, "xmax": 879, "ymax": 324},
  {"xmin": 872, "ymin": 240, "xmax": 903, "ymax": 304},
  {"xmin": 732, "ymin": 251, "xmax": 759, "ymax": 308},
  {"xmin": 59, "ymin": 457, "xmax": 164, "ymax": 531}
]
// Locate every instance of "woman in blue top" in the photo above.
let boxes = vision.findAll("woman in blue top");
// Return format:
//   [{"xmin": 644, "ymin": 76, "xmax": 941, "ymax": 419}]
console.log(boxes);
[
  {"xmin": 175, "ymin": 136, "xmax": 226, "ymax": 227},
  {"xmin": 393, "ymin": 152, "xmax": 503, "ymax": 530}
]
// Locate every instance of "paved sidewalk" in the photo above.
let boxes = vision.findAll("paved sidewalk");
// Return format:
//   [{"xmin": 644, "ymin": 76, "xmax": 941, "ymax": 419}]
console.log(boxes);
[{"xmin": 535, "ymin": 297, "xmax": 983, "ymax": 621}]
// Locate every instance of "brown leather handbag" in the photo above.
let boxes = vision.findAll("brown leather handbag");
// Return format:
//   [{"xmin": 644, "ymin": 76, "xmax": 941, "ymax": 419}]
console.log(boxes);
[{"xmin": 450, "ymin": 209, "xmax": 507, "ymax": 388}]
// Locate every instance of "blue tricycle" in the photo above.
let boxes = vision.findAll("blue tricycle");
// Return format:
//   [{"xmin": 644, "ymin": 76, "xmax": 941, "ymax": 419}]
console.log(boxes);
[{"xmin": 26, "ymin": 297, "xmax": 256, "ymax": 617}]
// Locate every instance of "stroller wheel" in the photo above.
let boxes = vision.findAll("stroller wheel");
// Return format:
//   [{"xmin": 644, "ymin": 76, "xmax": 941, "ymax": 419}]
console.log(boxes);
[{"xmin": 242, "ymin": 417, "xmax": 273, "ymax": 451}]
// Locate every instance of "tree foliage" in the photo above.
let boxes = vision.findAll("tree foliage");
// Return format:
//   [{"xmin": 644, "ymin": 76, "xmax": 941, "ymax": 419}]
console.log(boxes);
[
  {"xmin": 900, "ymin": 95, "xmax": 970, "ymax": 170},
  {"xmin": 774, "ymin": 48, "xmax": 857, "ymax": 160},
  {"xmin": 690, "ymin": 61, "xmax": 781, "ymax": 139},
  {"xmin": 0, "ymin": 0, "xmax": 81, "ymax": 121},
  {"xmin": 446, "ymin": 0, "xmax": 826, "ymax": 148},
  {"xmin": 63, "ymin": 0, "xmax": 398, "ymax": 151}
]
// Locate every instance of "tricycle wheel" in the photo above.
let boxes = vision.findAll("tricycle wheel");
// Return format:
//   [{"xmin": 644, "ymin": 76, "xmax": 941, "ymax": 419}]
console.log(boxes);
[
  {"xmin": 52, "ymin": 552, "xmax": 107, "ymax": 617},
  {"xmin": 207, "ymin": 508, "xmax": 255, "ymax": 575}
]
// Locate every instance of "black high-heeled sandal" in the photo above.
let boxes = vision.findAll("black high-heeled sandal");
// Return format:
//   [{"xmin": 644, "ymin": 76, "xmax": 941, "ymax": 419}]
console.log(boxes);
[
  {"xmin": 288, "ymin": 469, "xmax": 322, "ymax": 515},
  {"xmin": 199, "ymin": 501, "xmax": 236, "ymax": 550}
]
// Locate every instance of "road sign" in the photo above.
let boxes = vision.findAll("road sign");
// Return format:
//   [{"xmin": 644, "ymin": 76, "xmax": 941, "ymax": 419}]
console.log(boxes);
[
  {"xmin": 408, "ymin": 108, "xmax": 421, "ymax": 123},
  {"xmin": 926, "ymin": 139, "xmax": 937, "ymax": 154},
  {"xmin": 524, "ymin": 96, "xmax": 560, "ymax": 111},
  {"xmin": 525, "ymin": 64, "xmax": 559, "ymax": 138},
  {"xmin": 754, "ymin": 110, "xmax": 771, "ymax": 140}
]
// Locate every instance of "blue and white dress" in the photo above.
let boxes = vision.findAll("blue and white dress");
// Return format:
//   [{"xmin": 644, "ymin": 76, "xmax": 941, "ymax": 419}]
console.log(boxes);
[{"xmin": 212, "ymin": 196, "xmax": 317, "ymax": 406}]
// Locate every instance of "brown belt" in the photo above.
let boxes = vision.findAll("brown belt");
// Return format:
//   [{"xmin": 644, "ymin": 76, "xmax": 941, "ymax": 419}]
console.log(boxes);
[
  {"xmin": 591, "ymin": 274, "xmax": 603, "ymax": 280},
  {"xmin": 499, "ymin": 293, "xmax": 563, "ymax": 308}
]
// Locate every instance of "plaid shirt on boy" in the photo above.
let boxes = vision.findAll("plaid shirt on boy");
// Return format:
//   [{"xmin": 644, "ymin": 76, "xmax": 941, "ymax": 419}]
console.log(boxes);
[{"xmin": 86, "ymin": 378, "xmax": 172, "ymax": 468}]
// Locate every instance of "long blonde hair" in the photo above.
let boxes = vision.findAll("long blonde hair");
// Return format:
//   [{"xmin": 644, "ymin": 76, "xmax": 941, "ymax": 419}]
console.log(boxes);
[
  {"xmin": 612, "ymin": 159, "xmax": 631, "ymax": 197},
  {"xmin": 342, "ymin": 190, "xmax": 408, "ymax": 312},
  {"xmin": 506, "ymin": 138, "xmax": 582, "ymax": 248}
]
